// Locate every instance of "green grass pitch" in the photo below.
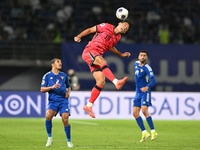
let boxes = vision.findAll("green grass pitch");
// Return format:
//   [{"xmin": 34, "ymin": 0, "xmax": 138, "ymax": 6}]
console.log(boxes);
[{"xmin": 0, "ymin": 118, "xmax": 200, "ymax": 150}]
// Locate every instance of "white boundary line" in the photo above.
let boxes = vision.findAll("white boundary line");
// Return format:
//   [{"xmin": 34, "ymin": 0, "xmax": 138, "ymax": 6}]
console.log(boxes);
[{"xmin": 70, "ymin": 120, "xmax": 99, "ymax": 126}]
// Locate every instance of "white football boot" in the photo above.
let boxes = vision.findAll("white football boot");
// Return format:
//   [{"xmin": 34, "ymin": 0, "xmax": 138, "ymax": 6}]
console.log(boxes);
[
  {"xmin": 46, "ymin": 137, "xmax": 53, "ymax": 147},
  {"xmin": 67, "ymin": 142, "xmax": 74, "ymax": 148}
]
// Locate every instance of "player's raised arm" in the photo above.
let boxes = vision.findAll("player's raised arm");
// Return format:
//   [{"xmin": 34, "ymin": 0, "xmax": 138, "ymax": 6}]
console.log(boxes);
[
  {"xmin": 74, "ymin": 26, "xmax": 96, "ymax": 42},
  {"xmin": 109, "ymin": 47, "xmax": 131, "ymax": 57}
]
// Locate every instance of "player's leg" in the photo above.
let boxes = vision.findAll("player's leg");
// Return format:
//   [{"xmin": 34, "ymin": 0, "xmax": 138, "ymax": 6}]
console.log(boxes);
[
  {"xmin": 83, "ymin": 70, "xmax": 105, "ymax": 118},
  {"xmin": 61, "ymin": 113, "xmax": 74, "ymax": 148},
  {"xmin": 142, "ymin": 106, "xmax": 158, "ymax": 141},
  {"xmin": 133, "ymin": 106, "xmax": 150, "ymax": 142},
  {"xmin": 141, "ymin": 92, "xmax": 158, "ymax": 141},
  {"xmin": 93, "ymin": 55, "xmax": 128, "ymax": 90},
  {"xmin": 45, "ymin": 108, "xmax": 57, "ymax": 147},
  {"xmin": 133, "ymin": 94, "xmax": 150, "ymax": 142},
  {"xmin": 60, "ymin": 101, "xmax": 74, "ymax": 148}
]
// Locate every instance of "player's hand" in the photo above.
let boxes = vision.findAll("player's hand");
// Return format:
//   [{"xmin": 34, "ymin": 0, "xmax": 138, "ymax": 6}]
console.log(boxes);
[
  {"xmin": 65, "ymin": 92, "xmax": 70, "ymax": 98},
  {"xmin": 74, "ymin": 36, "xmax": 81, "ymax": 42},
  {"xmin": 51, "ymin": 83, "xmax": 60, "ymax": 89},
  {"xmin": 140, "ymin": 86, "xmax": 149, "ymax": 92},
  {"xmin": 121, "ymin": 52, "xmax": 131, "ymax": 57}
]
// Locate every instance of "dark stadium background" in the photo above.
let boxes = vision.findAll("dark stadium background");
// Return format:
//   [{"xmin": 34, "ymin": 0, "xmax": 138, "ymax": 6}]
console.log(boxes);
[
  {"xmin": 0, "ymin": 0, "xmax": 199, "ymax": 91},
  {"xmin": 0, "ymin": 1, "xmax": 200, "ymax": 149}
]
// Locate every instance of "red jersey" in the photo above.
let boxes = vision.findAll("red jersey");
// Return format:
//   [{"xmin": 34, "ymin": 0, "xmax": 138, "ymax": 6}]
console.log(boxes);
[{"xmin": 85, "ymin": 23, "xmax": 121, "ymax": 55}]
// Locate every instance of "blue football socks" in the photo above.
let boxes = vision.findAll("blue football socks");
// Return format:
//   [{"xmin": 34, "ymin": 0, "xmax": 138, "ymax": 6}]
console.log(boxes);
[
  {"xmin": 64, "ymin": 125, "xmax": 71, "ymax": 142},
  {"xmin": 136, "ymin": 116, "xmax": 146, "ymax": 131},
  {"xmin": 146, "ymin": 116, "xmax": 155, "ymax": 130},
  {"xmin": 45, "ymin": 120, "xmax": 52, "ymax": 137}
]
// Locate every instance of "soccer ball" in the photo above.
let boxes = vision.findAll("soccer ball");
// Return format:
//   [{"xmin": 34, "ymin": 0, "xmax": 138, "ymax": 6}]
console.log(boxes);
[{"xmin": 116, "ymin": 7, "xmax": 129, "ymax": 20}]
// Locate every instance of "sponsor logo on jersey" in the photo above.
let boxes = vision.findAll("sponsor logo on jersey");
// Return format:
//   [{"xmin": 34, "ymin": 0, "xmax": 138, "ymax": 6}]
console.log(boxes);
[
  {"xmin": 150, "ymin": 72, "xmax": 154, "ymax": 76},
  {"xmin": 56, "ymin": 79, "xmax": 59, "ymax": 84},
  {"xmin": 50, "ymin": 77, "xmax": 53, "ymax": 79},
  {"xmin": 135, "ymin": 70, "xmax": 139, "ymax": 75},
  {"xmin": 100, "ymin": 23, "xmax": 105, "ymax": 26}
]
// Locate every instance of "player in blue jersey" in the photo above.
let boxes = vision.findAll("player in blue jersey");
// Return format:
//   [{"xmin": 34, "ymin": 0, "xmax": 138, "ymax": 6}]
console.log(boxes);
[
  {"xmin": 40, "ymin": 58, "xmax": 74, "ymax": 148},
  {"xmin": 133, "ymin": 50, "xmax": 158, "ymax": 142}
]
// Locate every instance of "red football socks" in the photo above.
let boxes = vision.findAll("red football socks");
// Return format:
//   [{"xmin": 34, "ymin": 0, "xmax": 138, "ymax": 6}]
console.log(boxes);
[
  {"xmin": 89, "ymin": 85, "xmax": 103, "ymax": 103},
  {"xmin": 101, "ymin": 64, "xmax": 115, "ymax": 82}
]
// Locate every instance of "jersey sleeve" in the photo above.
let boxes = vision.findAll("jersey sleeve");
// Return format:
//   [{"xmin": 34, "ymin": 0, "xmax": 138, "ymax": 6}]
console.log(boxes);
[
  {"xmin": 96, "ymin": 23, "xmax": 107, "ymax": 32},
  {"xmin": 41, "ymin": 74, "xmax": 48, "ymax": 87},
  {"xmin": 145, "ymin": 65, "xmax": 156, "ymax": 88},
  {"xmin": 135, "ymin": 61, "xmax": 140, "ymax": 66}
]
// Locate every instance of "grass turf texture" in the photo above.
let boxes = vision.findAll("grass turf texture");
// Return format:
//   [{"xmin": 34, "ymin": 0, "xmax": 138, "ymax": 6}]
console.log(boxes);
[{"xmin": 0, "ymin": 119, "xmax": 200, "ymax": 150}]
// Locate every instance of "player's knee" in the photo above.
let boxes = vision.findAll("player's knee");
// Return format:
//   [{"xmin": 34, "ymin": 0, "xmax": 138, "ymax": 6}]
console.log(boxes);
[
  {"xmin": 94, "ymin": 56, "xmax": 106, "ymax": 66},
  {"xmin": 62, "ymin": 115, "xmax": 69, "ymax": 123},
  {"xmin": 62, "ymin": 117, "xmax": 69, "ymax": 123},
  {"xmin": 101, "ymin": 59, "xmax": 107, "ymax": 65},
  {"xmin": 142, "ymin": 109, "xmax": 149, "ymax": 117},
  {"xmin": 46, "ymin": 114, "xmax": 53, "ymax": 120},
  {"xmin": 133, "ymin": 111, "xmax": 139, "ymax": 118},
  {"xmin": 97, "ymin": 79, "xmax": 106, "ymax": 87},
  {"xmin": 46, "ymin": 111, "xmax": 54, "ymax": 120}
]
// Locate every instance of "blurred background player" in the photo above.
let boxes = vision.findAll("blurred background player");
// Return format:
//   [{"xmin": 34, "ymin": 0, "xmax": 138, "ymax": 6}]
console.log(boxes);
[
  {"xmin": 133, "ymin": 50, "xmax": 158, "ymax": 142},
  {"xmin": 74, "ymin": 21, "xmax": 131, "ymax": 118},
  {"xmin": 40, "ymin": 58, "xmax": 74, "ymax": 148},
  {"xmin": 67, "ymin": 69, "xmax": 80, "ymax": 90}
]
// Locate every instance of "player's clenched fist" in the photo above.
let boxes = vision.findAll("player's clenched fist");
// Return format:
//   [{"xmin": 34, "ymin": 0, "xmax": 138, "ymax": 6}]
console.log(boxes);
[
  {"xmin": 74, "ymin": 36, "xmax": 81, "ymax": 42},
  {"xmin": 121, "ymin": 52, "xmax": 131, "ymax": 57}
]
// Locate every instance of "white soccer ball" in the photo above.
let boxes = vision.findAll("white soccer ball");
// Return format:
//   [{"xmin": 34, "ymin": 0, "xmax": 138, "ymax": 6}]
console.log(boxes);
[{"xmin": 116, "ymin": 7, "xmax": 129, "ymax": 20}]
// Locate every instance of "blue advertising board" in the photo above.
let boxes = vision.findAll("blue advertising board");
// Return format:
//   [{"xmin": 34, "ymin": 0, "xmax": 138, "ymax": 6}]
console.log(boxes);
[
  {"xmin": 62, "ymin": 42, "xmax": 200, "ymax": 91},
  {"xmin": 0, "ymin": 91, "xmax": 46, "ymax": 117}
]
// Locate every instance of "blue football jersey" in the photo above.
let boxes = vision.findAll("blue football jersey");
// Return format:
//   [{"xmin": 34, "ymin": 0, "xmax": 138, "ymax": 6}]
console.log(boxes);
[
  {"xmin": 41, "ymin": 71, "xmax": 70, "ymax": 101},
  {"xmin": 134, "ymin": 61, "xmax": 156, "ymax": 92}
]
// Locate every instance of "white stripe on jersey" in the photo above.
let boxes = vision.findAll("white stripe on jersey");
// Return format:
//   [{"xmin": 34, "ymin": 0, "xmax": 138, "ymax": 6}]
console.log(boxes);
[
  {"xmin": 42, "ymin": 71, "xmax": 51, "ymax": 79},
  {"xmin": 146, "ymin": 93, "xmax": 149, "ymax": 102},
  {"xmin": 145, "ymin": 64, "xmax": 152, "ymax": 72},
  {"xmin": 135, "ymin": 60, "xmax": 140, "ymax": 63},
  {"xmin": 145, "ymin": 75, "xmax": 149, "ymax": 82}
]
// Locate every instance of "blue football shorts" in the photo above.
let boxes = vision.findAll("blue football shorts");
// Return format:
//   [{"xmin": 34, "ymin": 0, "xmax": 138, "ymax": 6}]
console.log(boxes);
[
  {"xmin": 133, "ymin": 91, "xmax": 152, "ymax": 107},
  {"xmin": 46, "ymin": 99, "xmax": 70, "ymax": 116}
]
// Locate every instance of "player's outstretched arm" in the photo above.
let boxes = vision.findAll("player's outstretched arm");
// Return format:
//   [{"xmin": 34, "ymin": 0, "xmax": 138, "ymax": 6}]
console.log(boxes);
[
  {"xmin": 74, "ymin": 26, "xmax": 96, "ymax": 42},
  {"xmin": 109, "ymin": 47, "xmax": 131, "ymax": 57}
]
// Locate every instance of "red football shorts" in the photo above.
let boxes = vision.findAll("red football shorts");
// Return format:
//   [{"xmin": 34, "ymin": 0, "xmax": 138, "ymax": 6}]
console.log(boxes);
[{"xmin": 82, "ymin": 47, "xmax": 102, "ymax": 73}]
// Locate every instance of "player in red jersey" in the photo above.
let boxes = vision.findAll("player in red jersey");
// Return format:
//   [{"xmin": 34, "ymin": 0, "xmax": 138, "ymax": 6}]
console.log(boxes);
[{"xmin": 74, "ymin": 21, "xmax": 131, "ymax": 118}]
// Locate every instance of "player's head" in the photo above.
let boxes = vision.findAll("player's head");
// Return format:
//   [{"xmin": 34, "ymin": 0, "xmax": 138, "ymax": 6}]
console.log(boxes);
[
  {"xmin": 123, "ymin": 19, "xmax": 133, "ymax": 30},
  {"xmin": 51, "ymin": 58, "xmax": 62, "ymax": 70},
  {"xmin": 117, "ymin": 19, "xmax": 133, "ymax": 34},
  {"xmin": 116, "ymin": 21, "xmax": 130, "ymax": 34},
  {"xmin": 138, "ymin": 50, "xmax": 148, "ymax": 64}
]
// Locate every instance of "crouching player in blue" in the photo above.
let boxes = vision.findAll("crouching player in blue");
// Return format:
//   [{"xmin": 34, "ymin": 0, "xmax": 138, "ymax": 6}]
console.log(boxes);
[
  {"xmin": 40, "ymin": 58, "xmax": 74, "ymax": 148},
  {"xmin": 133, "ymin": 50, "xmax": 158, "ymax": 142}
]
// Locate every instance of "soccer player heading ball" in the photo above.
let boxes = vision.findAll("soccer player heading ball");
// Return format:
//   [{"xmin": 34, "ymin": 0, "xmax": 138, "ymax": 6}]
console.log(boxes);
[{"xmin": 74, "ymin": 20, "xmax": 132, "ymax": 118}]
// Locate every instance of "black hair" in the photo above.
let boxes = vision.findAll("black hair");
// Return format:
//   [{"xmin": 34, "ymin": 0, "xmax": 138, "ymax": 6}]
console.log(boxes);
[
  {"xmin": 51, "ymin": 58, "xmax": 60, "ymax": 64},
  {"xmin": 139, "ymin": 50, "xmax": 148, "ymax": 56},
  {"xmin": 122, "ymin": 18, "xmax": 134, "ymax": 30}
]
